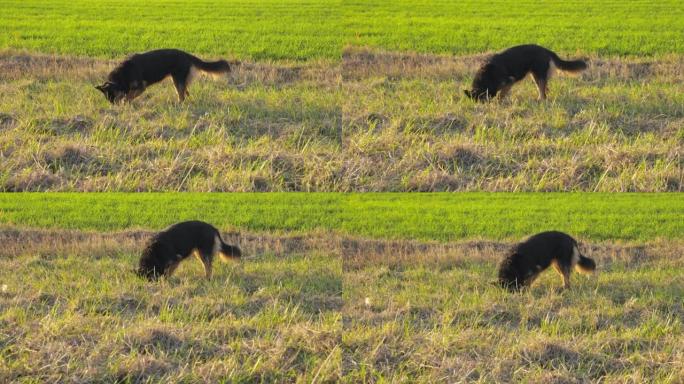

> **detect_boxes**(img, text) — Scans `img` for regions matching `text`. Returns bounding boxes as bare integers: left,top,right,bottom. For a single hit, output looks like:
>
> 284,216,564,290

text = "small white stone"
364,297,372,307
1,284,7,293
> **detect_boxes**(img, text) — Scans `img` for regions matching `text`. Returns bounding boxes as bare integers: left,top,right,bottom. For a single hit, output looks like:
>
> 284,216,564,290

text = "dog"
96,49,231,103
137,220,241,281
497,231,596,291
464,44,587,101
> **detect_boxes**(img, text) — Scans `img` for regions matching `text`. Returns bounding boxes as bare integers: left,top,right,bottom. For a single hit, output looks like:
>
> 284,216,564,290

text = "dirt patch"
0,227,342,260
343,47,484,81
343,236,683,270
0,113,17,130
344,46,684,84
4,169,61,191
35,116,93,135
0,51,108,81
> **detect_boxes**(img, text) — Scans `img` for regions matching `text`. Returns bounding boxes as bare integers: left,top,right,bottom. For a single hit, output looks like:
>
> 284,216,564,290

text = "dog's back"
488,45,586,80
466,44,587,101
137,221,240,280
498,231,595,290
151,220,220,255
98,49,231,103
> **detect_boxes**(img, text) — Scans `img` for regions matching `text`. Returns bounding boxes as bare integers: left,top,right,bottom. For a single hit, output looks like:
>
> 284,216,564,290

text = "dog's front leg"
498,84,513,100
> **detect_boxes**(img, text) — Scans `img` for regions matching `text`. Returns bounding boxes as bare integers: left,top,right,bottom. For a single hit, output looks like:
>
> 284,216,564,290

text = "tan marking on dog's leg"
203,258,213,280
525,271,541,287
212,234,222,257
194,246,214,280
165,260,181,277
548,59,556,79
561,270,571,289
212,234,230,262
551,260,570,289
533,76,547,100
498,84,513,100
193,248,204,271
174,83,187,102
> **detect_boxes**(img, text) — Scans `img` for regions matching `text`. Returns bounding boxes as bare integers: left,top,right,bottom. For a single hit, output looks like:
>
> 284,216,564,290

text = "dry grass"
2,48,682,191
2,228,682,382
343,236,684,383
0,228,342,382
0,50,342,191
342,47,683,192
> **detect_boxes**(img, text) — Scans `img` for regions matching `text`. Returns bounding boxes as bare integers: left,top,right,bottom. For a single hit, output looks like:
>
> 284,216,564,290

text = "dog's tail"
550,51,587,73
216,231,242,262
191,56,231,75
576,254,596,274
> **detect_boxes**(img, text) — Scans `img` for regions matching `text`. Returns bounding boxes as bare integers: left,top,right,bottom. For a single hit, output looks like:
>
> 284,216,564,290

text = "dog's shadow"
158,256,342,316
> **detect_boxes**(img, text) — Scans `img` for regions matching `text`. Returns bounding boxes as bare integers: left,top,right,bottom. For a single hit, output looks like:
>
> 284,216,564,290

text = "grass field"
0,0,343,61
1,193,682,241
1,49,681,192
1,2,682,192
343,48,684,192
344,238,684,382
3,0,684,381
0,229,342,382
342,0,684,57
2,1,684,60
1,194,682,382
0,51,342,192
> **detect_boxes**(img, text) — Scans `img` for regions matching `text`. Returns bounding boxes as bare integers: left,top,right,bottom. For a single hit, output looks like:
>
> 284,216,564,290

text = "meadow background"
2,0,683,382
2,0,684,60
1,0,682,191
1,193,683,381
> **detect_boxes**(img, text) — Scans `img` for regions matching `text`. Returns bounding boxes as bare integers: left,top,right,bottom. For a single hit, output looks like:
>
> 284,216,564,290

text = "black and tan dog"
464,44,587,101
137,220,241,281
96,49,231,103
497,231,595,291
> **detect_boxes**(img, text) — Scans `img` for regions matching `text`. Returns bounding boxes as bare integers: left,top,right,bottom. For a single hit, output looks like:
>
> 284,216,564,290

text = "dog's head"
95,82,126,104
136,263,162,281
464,64,515,102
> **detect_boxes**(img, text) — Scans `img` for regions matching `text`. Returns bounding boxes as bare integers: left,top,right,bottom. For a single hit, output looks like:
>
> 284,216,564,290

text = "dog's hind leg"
532,75,547,100
201,256,213,280
193,249,214,280
532,62,551,100
171,69,192,102
552,261,571,289
172,78,188,102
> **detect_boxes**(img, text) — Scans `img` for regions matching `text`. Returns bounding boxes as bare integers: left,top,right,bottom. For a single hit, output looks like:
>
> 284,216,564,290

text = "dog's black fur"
464,44,587,102
137,220,241,281
96,49,231,103
498,231,596,291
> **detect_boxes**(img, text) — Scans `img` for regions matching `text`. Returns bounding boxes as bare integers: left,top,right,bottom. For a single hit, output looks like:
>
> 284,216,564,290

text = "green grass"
342,0,684,57
0,0,343,61
0,193,682,242
2,0,684,60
